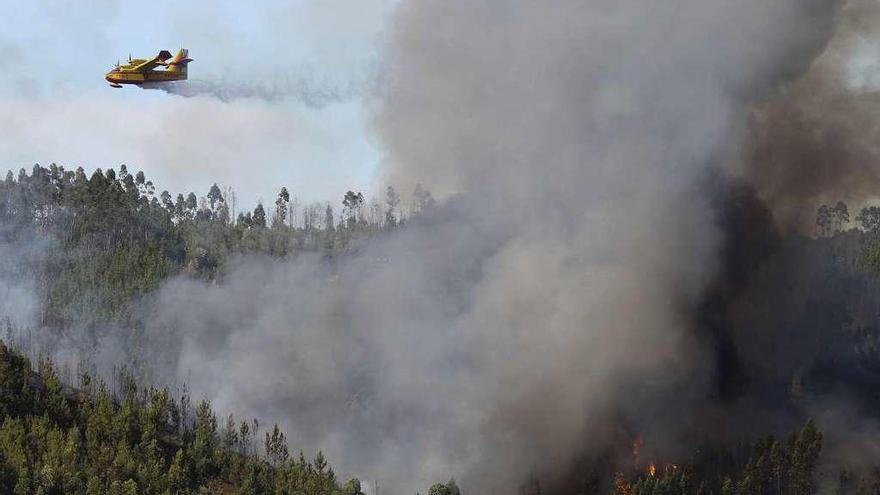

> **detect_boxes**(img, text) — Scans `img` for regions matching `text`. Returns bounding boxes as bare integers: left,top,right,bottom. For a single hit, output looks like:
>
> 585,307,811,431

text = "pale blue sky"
0,0,397,207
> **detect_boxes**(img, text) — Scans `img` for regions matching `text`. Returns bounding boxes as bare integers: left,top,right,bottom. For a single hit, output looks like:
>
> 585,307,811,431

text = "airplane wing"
131,50,173,72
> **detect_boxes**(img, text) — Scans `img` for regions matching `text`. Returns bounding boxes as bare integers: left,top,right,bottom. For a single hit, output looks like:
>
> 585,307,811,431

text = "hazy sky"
0,0,397,208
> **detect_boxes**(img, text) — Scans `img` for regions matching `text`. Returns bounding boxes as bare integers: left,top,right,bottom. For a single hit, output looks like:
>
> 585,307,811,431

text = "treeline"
0,163,433,330
613,422,824,495
0,339,364,494
816,201,880,239
816,201,880,273
418,421,833,495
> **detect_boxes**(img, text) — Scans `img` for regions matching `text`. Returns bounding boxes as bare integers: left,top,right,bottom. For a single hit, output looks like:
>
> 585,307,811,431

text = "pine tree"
274,188,290,228
385,186,400,227
253,203,267,228
207,183,224,211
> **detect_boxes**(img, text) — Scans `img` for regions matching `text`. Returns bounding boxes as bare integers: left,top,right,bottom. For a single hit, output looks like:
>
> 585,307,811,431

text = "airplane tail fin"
167,49,193,76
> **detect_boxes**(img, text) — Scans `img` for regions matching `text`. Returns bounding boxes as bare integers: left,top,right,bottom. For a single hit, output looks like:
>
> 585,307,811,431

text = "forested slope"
0,164,431,332
0,340,364,494
6,164,880,494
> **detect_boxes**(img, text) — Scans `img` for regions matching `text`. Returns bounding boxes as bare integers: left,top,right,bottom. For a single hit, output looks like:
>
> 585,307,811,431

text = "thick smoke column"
136,1,842,493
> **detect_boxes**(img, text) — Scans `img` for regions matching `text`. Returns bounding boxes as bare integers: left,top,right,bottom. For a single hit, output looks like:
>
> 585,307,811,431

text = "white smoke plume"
0,242,42,330
127,0,842,493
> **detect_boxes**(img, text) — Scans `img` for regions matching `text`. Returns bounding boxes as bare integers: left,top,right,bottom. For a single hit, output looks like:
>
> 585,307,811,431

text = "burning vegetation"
5,0,880,493
612,422,823,495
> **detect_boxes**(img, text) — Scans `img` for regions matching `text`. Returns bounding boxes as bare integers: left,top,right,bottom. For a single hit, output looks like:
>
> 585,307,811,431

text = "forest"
0,163,435,331
3,164,880,494
0,338,366,494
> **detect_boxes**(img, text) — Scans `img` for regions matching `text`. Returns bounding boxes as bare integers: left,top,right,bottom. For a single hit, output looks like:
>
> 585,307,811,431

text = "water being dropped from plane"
139,74,368,108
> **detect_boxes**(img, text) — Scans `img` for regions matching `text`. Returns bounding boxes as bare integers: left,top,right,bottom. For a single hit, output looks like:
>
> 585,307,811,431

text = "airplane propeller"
128,53,131,62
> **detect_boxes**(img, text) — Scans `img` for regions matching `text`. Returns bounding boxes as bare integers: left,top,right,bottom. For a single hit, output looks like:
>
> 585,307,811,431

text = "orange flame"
633,435,679,479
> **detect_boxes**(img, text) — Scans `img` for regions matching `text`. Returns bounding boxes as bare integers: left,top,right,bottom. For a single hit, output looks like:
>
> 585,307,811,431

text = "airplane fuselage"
104,68,186,86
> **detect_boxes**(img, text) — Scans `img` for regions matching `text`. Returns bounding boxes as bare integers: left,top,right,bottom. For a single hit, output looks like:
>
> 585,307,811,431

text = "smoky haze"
125,0,844,493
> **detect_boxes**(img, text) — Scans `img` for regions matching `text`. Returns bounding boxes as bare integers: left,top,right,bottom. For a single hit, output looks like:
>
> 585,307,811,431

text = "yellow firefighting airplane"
105,49,192,88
